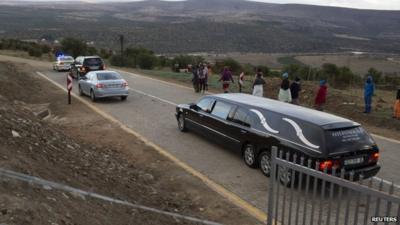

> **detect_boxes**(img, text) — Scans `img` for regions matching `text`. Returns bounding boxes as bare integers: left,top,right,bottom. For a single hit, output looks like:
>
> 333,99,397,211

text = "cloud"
249,0,400,10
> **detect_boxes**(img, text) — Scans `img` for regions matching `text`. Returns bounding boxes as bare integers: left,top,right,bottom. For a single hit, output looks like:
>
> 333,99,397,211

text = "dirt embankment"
0,61,261,225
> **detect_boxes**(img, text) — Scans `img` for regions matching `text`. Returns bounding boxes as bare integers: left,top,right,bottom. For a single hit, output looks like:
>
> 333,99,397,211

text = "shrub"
109,55,124,67
137,53,158,70
28,47,42,57
61,37,87,58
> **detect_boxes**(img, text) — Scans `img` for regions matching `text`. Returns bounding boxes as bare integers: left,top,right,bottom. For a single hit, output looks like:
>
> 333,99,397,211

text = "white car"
53,56,74,72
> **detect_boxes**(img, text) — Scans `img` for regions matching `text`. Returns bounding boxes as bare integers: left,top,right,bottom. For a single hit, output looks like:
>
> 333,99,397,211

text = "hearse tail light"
319,160,340,171
102,64,106,70
122,81,128,88
319,160,333,171
96,83,105,89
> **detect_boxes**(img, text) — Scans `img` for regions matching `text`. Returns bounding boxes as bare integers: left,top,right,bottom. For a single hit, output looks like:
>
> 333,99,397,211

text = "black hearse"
175,93,380,181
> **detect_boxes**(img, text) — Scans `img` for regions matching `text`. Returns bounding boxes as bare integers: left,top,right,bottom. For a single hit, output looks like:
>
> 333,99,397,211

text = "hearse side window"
196,98,214,112
232,108,251,127
211,101,233,119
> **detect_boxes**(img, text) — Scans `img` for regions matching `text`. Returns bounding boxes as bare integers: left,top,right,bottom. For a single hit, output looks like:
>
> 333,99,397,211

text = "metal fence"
267,146,400,225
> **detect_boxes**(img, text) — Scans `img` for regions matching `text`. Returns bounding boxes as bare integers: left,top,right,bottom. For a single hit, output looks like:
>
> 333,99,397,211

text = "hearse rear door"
206,100,240,149
225,107,254,151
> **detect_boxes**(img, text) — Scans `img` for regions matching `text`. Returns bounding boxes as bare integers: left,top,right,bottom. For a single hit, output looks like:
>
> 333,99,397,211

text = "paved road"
1,55,400,213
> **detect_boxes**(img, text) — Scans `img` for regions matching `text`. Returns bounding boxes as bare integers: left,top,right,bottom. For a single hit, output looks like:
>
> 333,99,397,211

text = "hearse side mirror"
189,103,199,111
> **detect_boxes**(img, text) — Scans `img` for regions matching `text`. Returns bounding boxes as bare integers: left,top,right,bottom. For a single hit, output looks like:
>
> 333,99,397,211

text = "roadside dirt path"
0,61,261,225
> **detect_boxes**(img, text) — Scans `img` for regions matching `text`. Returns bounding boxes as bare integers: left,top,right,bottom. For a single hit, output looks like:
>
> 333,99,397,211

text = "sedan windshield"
97,72,121,80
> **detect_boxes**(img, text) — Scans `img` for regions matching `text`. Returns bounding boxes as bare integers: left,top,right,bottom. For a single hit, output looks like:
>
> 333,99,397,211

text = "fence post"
267,146,278,225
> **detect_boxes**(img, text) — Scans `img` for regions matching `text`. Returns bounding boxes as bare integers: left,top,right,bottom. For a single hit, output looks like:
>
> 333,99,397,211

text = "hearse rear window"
211,101,233,119
325,126,374,154
232,108,252,127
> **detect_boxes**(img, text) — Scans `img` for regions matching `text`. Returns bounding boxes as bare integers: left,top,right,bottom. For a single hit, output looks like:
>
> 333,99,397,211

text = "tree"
137,53,158,70
61,37,88,58
171,55,204,70
87,46,98,55
256,65,270,76
28,47,42,57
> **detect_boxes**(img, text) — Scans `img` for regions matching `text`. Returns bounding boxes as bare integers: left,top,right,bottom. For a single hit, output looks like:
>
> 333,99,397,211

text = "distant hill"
0,0,399,54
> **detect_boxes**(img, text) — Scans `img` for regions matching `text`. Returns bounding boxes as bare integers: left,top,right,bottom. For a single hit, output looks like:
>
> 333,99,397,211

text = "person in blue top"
364,75,375,114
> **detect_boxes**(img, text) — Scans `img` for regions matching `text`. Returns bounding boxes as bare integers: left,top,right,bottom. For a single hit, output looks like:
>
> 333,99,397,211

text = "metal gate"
267,146,400,225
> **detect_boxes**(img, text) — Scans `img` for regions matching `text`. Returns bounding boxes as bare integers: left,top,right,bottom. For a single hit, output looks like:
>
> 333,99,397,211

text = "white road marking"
372,177,400,190
371,133,400,145
113,68,213,95
129,88,177,106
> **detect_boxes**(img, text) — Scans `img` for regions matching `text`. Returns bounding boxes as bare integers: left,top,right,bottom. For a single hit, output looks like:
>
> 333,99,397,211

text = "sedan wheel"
259,151,272,177
90,90,96,102
243,144,257,168
177,114,187,132
79,85,84,96
121,96,127,101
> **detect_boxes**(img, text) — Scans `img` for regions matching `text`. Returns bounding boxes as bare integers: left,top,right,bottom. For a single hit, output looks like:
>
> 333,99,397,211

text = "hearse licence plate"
344,157,364,166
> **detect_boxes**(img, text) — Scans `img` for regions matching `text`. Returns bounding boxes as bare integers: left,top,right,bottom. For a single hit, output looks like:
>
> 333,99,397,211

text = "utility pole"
119,34,124,66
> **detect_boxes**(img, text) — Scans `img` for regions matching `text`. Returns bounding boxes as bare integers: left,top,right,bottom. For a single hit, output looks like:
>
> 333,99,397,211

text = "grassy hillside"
0,0,399,54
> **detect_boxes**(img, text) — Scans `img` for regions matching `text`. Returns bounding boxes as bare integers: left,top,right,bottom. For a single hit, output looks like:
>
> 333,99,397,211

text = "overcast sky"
6,0,400,10
251,0,400,10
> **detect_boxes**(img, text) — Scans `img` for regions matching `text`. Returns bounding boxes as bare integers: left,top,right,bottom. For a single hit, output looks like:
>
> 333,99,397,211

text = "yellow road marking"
35,72,267,223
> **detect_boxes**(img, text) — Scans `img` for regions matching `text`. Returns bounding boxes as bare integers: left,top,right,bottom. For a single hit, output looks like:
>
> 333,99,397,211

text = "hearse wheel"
177,113,187,132
278,166,293,187
243,144,257,168
259,151,272,177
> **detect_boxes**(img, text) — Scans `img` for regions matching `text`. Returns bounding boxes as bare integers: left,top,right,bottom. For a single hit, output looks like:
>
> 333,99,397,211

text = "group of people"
252,70,303,106
191,64,210,93
191,65,400,119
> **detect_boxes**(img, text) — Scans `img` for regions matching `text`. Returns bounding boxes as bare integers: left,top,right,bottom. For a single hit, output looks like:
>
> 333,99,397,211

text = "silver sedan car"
78,71,129,102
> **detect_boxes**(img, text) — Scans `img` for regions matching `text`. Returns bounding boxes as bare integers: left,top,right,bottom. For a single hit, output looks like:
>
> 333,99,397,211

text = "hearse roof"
213,93,359,128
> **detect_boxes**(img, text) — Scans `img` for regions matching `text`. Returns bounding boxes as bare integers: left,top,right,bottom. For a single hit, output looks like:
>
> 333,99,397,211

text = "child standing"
239,72,245,93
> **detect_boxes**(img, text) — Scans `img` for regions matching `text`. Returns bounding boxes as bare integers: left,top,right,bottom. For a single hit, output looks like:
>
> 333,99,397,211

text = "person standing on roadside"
393,88,400,119
238,71,245,93
198,64,207,94
363,75,375,114
278,72,292,103
191,65,199,93
315,80,328,111
219,67,234,93
290,77,301,105
252,69,266,97
206,64,212,91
